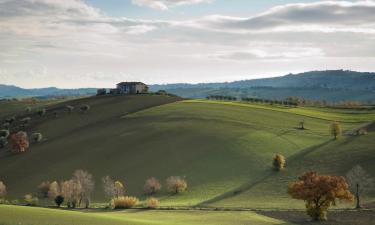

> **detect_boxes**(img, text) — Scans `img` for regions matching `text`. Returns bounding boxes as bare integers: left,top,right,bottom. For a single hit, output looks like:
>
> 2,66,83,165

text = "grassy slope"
0,205,293,225
0,97,374,209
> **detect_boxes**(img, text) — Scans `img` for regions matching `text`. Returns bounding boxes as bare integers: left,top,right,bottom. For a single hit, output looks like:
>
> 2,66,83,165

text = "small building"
116,82,148,95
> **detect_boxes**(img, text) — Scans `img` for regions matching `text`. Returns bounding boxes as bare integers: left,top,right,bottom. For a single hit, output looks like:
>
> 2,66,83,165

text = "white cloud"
0,0,375,88
131,0,213,10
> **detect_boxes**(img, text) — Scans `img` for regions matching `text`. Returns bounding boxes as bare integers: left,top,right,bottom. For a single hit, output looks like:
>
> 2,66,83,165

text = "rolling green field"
0,95,374,225
0,205,293,225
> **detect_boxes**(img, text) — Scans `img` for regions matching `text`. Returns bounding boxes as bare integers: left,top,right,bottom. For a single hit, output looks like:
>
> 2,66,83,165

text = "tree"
288,171,354,221
60,180,82,208
166,176,187,194
346,165,374,209
48,181,60,199
55,195,64,207
31,133,43,143
299,120,305,130
11,131,29,153
144,177,162,195
102,176,124,199
72,170,94,208
272,154,286,171
114,181,125,198
37,181,51,198
37,108,46,117
0,181,6,199
330,122,342,140
102,176,116,200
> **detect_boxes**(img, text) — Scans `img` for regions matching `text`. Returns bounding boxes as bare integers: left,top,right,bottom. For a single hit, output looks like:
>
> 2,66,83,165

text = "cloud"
191,1,375,33
131,0,213,10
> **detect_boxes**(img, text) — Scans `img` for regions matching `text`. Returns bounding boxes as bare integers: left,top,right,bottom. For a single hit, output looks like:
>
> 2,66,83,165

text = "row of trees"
30,171,188,209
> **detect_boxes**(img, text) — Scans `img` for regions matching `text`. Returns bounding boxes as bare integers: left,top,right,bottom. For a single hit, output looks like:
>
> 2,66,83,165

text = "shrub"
166,176,187,194
5,116,16,124
11,131,29,153
0,181,6,199
66,105,74,113
37,181,51,198
37,108,46,117
330,122,342,139
24,194,39,206
80,105,90,113
146,198,159,209
0,137,8,148
112,196,139,209
144,177,162,195
272,154,286,171
20,117,31,125
31,133,43,143
288,171,353,221
55,195,64,207
0,129,10,138
2,122,10,129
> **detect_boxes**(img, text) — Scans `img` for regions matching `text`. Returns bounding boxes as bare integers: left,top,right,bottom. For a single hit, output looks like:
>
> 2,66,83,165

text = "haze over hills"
1,70,375,102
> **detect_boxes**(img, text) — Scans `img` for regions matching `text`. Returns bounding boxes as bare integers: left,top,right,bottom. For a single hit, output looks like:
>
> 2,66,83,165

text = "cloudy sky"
1,0,375,88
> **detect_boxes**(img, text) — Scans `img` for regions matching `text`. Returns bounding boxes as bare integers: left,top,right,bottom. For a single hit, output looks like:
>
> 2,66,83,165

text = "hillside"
150,70,375,102
0,95,374,209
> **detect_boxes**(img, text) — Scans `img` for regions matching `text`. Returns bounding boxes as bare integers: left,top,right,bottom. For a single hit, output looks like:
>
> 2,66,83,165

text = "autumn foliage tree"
144,177,162,195
330,122,342,140
272,154,286,171
166,176,187,194
11,131,29,153
288,171,354,221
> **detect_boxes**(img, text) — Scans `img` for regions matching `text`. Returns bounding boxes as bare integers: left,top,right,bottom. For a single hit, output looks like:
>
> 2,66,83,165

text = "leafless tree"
346,165,374,209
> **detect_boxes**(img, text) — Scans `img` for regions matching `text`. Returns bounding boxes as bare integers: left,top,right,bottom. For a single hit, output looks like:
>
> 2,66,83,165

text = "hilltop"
0,95,374,209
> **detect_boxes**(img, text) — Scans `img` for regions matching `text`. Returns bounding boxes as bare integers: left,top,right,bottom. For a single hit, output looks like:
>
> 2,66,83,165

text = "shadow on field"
259,210,375,225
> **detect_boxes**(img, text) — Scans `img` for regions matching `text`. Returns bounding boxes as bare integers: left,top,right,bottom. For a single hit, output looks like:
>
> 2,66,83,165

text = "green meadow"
0,95,374,224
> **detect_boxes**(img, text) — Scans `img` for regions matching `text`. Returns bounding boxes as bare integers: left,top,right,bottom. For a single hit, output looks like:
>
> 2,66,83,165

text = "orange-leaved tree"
288,171,353,221
11,131,29,153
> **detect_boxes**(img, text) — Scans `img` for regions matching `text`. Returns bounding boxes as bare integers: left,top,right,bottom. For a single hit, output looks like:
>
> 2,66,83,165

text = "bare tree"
72,170,94,208
102,176,124,199
166,176,187,194
37,181,51,198
346,165,374,209
0,181,6,199
102,176,115,200
144,177,162,195
60,180,82,208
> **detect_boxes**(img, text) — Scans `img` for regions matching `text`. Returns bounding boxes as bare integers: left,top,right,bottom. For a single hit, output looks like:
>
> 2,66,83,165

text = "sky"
0,0,375,88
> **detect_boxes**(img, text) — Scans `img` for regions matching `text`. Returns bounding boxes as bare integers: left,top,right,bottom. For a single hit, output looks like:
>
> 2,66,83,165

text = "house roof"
117,82,146,86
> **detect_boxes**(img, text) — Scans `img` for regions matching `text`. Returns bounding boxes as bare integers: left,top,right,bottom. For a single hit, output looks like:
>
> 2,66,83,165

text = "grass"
0,205,293,225
0,96,374,210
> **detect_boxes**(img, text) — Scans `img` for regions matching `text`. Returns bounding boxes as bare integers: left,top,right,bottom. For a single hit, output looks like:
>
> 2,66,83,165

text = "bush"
146,198,159,209
2,122,10,129
0,181,6,199
80,105,90,113
272,154,286,171
31,133,43,143
37,181,50,198
55,195,64,207
0,129,10,138
37,108,46,117
20,117,31,125
166,176,187,194
0,136,8,148
66,105,74,113
5,116,16,124
24,194,39,206
111,196,139,209
144,177,162,195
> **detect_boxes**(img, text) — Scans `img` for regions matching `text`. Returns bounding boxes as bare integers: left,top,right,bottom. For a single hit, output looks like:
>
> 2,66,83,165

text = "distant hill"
150,70,375,103
2,70,375,102
0,84,97,99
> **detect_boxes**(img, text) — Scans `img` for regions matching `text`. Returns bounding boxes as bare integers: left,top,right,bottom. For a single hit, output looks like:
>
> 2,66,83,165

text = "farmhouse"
109,82,148,95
